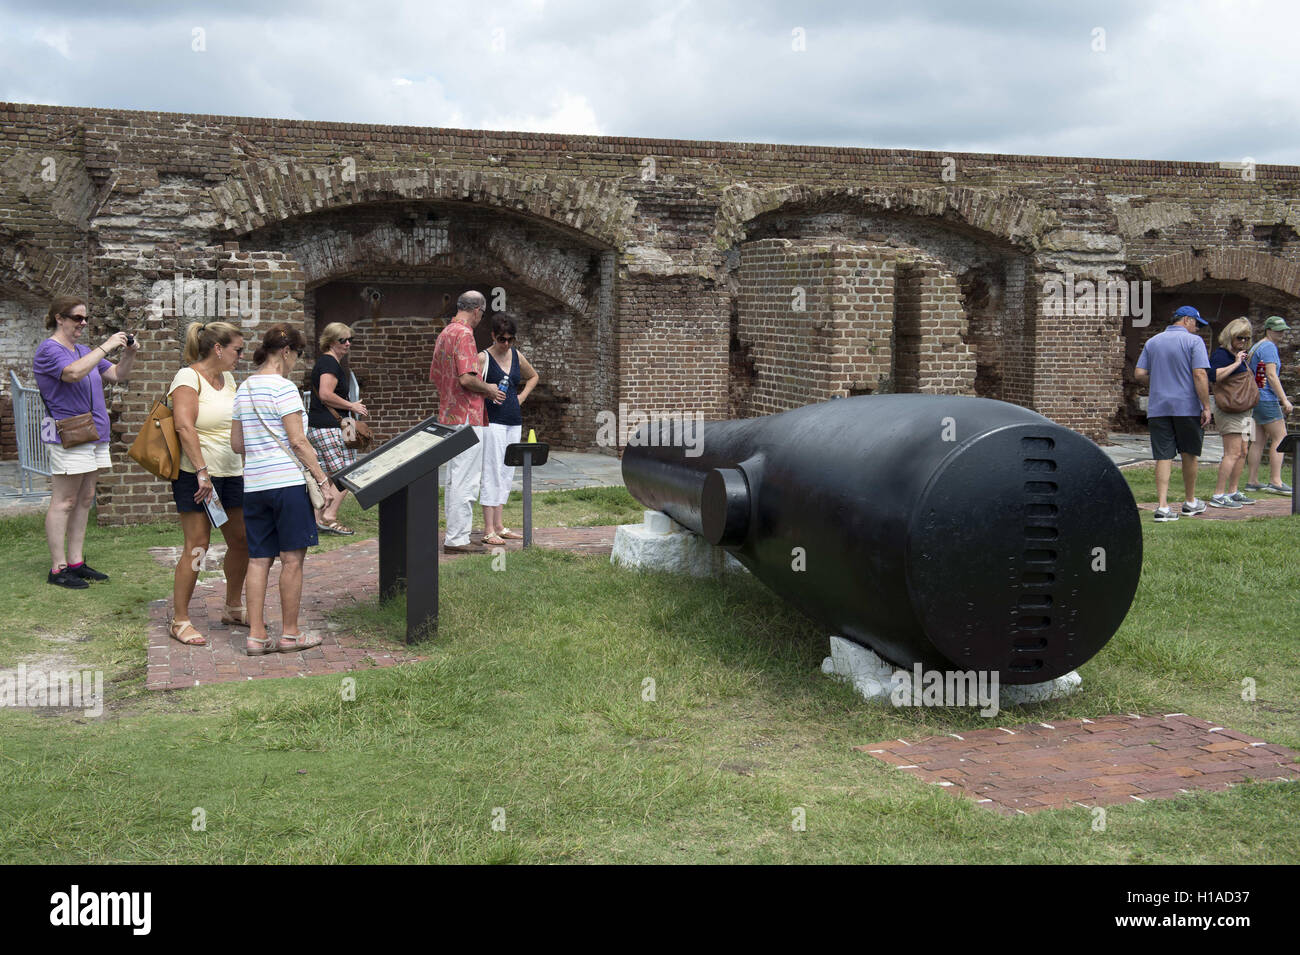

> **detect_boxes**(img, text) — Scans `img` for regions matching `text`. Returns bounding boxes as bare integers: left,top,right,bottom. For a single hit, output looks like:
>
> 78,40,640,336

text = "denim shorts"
1253,399,1283,424
172,469,244,514
242,485,319,558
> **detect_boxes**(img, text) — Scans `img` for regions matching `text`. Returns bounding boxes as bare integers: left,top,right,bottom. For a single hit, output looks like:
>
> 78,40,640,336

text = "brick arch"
714,184,1057,252
208,160,634,251
1139,249,1300,299
259,212,599,317
0,238,83,302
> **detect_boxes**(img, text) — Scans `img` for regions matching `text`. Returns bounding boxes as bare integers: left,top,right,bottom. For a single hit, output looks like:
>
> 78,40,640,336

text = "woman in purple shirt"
32,295,137,589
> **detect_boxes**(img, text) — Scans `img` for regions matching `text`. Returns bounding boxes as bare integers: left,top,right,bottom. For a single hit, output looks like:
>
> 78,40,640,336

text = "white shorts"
49,441,112,476
479,423,522,507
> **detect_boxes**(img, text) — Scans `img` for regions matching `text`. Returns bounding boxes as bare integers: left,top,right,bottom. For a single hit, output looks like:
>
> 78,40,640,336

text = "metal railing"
8,370,51,492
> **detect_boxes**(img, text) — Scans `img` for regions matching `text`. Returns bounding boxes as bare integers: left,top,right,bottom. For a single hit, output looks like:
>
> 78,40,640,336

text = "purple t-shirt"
1136,325,1210,418
33,338,112,444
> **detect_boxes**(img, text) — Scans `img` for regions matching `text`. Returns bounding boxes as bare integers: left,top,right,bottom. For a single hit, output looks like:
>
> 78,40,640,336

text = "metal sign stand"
504,441,550,548
331,416,479,643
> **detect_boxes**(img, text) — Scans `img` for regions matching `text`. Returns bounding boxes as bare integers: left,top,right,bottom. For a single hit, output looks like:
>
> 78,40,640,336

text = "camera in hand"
125,333,135,347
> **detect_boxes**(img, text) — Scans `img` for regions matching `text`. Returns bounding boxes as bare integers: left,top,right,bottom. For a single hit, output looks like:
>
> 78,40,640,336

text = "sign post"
504,440,550,548
331,415,479,642
1276,433,1299,516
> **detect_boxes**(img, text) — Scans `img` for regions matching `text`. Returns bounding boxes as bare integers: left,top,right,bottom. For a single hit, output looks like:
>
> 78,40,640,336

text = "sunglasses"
339,337,353,344
226,346,245,355
1233,335,1250,341
496,335,515,343
63,314,89,324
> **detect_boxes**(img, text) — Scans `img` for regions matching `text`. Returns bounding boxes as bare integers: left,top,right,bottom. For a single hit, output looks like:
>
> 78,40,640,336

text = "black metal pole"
522,452,532,548
404,469,439,643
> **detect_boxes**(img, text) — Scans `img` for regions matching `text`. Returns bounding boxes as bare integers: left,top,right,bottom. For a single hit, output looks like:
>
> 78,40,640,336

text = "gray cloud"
0,0,1295,162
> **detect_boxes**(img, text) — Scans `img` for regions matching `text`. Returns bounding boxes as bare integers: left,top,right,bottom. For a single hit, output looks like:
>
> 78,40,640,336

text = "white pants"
444,426,484,546
479,423,521,507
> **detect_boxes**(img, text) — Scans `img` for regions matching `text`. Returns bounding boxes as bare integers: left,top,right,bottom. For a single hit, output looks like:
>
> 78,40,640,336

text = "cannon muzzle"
622,396,1142,684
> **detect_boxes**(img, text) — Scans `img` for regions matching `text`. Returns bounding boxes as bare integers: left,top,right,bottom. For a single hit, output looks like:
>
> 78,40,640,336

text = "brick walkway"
147,527,616,690
858,714,1300,815
1137,498,1293,520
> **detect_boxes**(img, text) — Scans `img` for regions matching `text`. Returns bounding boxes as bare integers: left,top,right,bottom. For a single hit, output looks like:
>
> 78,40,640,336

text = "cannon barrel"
622,396,1142,684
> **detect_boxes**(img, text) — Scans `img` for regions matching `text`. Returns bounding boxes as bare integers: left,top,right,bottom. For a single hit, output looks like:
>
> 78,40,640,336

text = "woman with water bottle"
477,314,539,546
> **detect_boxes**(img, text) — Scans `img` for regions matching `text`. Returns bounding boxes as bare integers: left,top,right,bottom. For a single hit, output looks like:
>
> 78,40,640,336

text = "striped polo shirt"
232,374,307,492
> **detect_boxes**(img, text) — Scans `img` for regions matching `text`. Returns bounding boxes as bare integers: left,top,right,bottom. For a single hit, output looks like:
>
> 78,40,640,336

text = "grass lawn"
0,481,1296,864
1122,458,1295,504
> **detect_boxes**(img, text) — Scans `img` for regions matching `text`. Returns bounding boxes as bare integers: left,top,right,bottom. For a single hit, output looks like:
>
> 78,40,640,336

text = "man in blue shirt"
1245,315,1294,494
1134,305,1212,522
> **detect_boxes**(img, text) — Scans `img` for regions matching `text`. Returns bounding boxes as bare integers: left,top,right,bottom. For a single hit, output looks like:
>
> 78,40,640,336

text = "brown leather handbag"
55,412,99,448
1213,344,1262,413
329,405,374,451
127,399,181,481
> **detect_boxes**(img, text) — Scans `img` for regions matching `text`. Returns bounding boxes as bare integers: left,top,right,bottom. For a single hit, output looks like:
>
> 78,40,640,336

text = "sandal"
317,520,355,536
499,529,524,540
222,604,250,627
246,635,277,656
482,533,507,546
277,630,324,653
169,619,207,647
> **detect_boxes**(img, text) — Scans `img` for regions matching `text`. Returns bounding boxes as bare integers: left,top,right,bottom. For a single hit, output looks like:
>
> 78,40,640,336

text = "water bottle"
498,375,509,396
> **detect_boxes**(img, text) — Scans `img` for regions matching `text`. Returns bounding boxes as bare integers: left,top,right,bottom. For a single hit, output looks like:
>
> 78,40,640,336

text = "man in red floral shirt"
431,290,505,553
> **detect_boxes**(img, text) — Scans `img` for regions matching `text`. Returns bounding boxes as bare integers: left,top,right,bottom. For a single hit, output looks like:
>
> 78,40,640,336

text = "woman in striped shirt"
231,324,339,656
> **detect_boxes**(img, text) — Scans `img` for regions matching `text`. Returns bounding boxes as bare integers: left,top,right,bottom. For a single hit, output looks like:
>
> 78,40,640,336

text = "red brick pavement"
1137,498,1293,520
857,714,1300,815
147,527,617,691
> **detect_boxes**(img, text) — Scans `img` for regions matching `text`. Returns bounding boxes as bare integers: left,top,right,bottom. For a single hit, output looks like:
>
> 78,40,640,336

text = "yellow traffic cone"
527,429,537,443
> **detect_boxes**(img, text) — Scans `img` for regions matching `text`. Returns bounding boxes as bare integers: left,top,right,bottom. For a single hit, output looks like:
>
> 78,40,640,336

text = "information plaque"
331,415,479,642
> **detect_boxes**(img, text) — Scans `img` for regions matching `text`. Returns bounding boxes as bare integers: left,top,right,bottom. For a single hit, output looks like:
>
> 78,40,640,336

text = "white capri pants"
479,423,521,508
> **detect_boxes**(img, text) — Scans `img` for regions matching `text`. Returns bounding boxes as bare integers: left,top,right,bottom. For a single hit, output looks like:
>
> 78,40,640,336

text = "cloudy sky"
1,0,1297,163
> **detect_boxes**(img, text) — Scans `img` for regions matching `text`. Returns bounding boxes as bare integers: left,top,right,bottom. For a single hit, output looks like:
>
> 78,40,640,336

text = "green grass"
1122,458,1294,504
0,479,1296,864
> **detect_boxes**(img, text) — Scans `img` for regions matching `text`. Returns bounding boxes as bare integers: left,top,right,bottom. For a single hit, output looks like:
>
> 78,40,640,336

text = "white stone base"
820,636,1081,708
611,510,748,578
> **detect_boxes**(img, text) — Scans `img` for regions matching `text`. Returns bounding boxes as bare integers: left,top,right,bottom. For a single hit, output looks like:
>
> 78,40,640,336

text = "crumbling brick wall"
2,102,1299,520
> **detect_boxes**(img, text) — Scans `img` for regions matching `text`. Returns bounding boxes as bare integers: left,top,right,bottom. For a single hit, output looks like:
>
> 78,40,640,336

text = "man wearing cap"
1245,315,1294,495
1134,305,1213,522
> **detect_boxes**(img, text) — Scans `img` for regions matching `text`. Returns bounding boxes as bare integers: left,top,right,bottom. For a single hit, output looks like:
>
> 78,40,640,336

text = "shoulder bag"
1213,343,1262,413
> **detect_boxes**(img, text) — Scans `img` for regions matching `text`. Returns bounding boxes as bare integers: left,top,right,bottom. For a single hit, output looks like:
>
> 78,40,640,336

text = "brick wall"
3,101,1299,520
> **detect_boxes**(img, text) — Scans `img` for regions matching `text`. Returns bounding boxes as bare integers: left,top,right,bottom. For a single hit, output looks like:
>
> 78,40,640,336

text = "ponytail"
183,321,242,363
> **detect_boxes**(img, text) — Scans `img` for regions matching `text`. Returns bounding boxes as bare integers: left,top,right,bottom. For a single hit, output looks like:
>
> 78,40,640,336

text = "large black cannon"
622,396,1142,684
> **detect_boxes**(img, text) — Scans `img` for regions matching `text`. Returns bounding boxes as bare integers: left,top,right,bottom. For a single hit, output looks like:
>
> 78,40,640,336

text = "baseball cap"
1264,315,1291,331
1173,306,1209,326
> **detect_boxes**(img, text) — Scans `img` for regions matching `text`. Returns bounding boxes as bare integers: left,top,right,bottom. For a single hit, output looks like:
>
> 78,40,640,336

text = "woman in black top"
307,322,368,534
478,315,539,545
1207,317,1258,508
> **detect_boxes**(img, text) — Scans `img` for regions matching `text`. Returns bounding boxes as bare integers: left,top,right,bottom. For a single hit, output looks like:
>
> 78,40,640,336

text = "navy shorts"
173,470,244,514
1149,415,1203,460
242,485,319,558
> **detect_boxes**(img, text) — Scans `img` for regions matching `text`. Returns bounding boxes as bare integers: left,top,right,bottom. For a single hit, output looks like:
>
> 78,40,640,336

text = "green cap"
1264,315,1290,331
